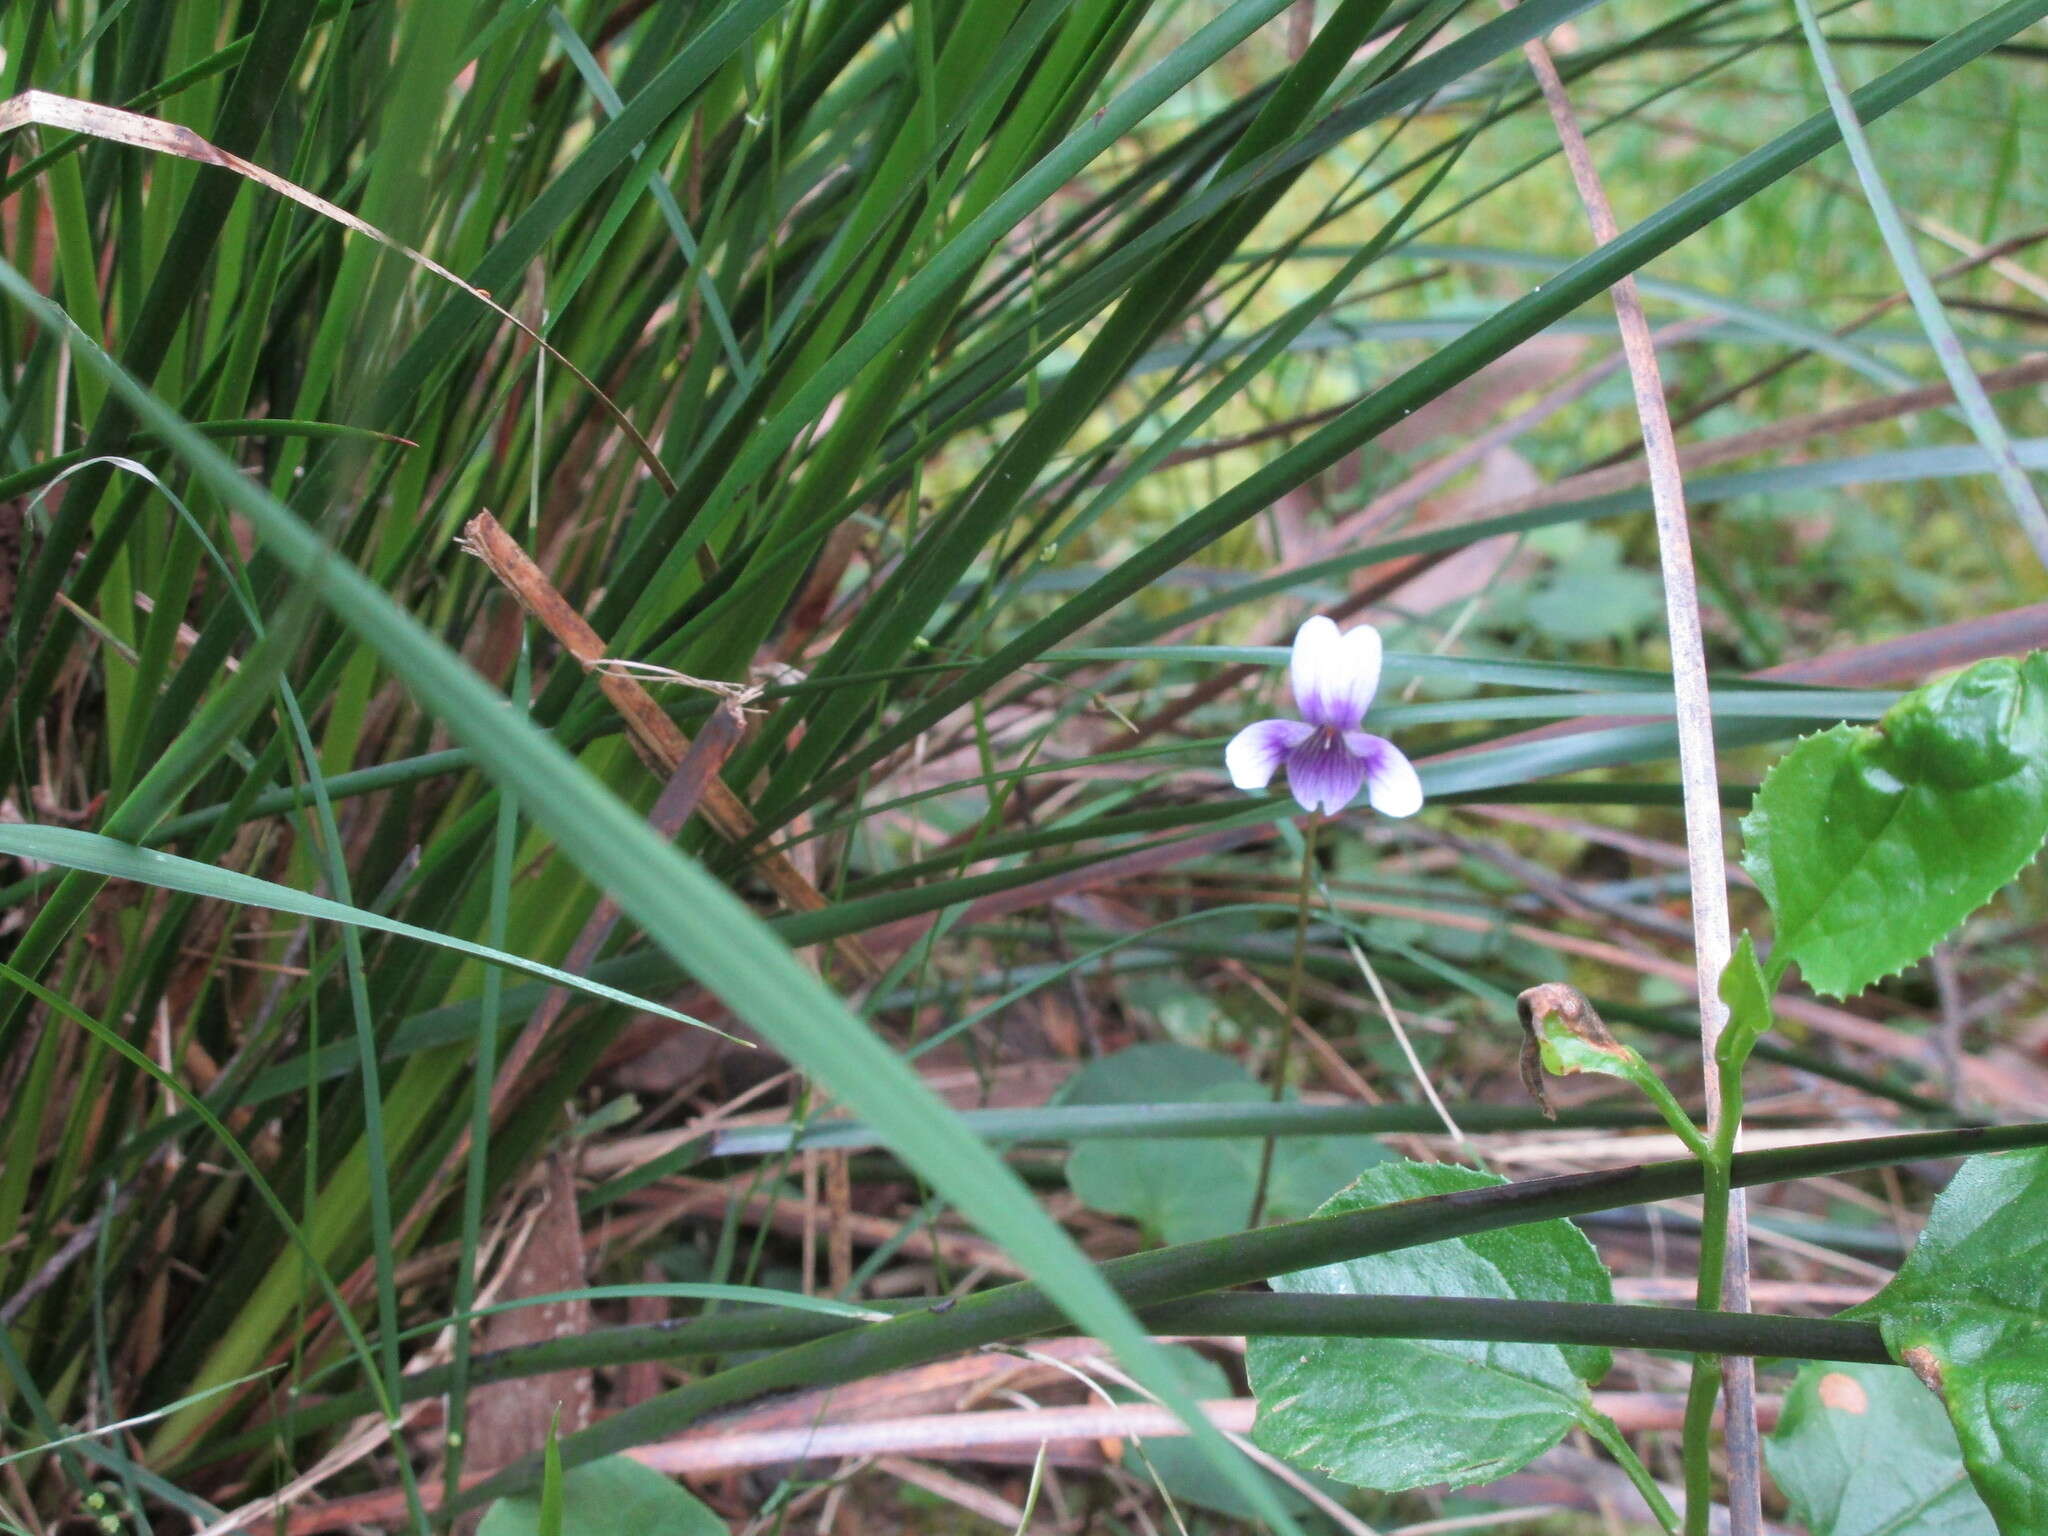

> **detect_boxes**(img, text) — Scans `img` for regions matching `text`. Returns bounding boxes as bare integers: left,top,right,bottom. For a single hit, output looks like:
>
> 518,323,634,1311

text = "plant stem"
1683,1020,1754,1534
1583,1409,1683,1536
1512,15,1758,1528
1249,812,1320,1226
1683,1158,1733,1536
1628,1066,1714,1163
226,1291,1890,1458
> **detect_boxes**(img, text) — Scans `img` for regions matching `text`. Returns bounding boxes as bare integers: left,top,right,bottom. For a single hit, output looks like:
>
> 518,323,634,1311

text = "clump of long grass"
0,1,2043,1531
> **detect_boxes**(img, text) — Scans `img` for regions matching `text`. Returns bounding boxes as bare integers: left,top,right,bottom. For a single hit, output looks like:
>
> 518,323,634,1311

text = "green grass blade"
0,252,1314,1536
0,825,723,1033
1788,0,2048,562
796,1,2048,809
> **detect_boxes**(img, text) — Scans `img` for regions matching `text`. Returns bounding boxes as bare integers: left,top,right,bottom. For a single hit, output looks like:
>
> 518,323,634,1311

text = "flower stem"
1249,813,1320,1227
1683,1159,1732,1536
1583,1408,1682,1536
1683,1056,1746,1536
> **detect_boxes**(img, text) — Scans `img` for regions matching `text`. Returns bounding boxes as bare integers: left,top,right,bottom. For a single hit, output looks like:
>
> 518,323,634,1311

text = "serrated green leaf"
1246,1159,1611,1493
1057,1044,1388,1243
477,1455,723,1536
1849,1147,2048,1533
1766,1361,1994,1536
1741,653,2048,998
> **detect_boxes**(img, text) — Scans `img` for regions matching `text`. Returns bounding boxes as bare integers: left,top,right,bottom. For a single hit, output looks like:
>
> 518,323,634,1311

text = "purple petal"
1289,616,1383,731
1284,728,1368,814
1225,718,1314,791
1346,732,1424,818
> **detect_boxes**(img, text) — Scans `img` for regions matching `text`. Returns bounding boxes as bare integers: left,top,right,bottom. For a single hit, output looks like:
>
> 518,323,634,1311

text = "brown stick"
825,1146,855,1296
460,511,878,979
1512,18,1759,1527
279,1392,1786,1532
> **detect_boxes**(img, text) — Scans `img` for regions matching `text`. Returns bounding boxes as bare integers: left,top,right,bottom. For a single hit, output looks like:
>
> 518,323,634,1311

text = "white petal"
1346,732,1423,818
1226,718,1313,790
1290,616,1382,730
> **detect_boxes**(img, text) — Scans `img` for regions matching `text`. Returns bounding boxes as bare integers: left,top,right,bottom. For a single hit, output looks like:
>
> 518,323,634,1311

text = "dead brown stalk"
458,511,877,980
1512,22,1760,1529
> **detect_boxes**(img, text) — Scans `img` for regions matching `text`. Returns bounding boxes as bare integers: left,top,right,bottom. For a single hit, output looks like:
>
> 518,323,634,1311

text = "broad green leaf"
1766,1361,1994,1536
1246,1160,1611,1492
0,824,721,1034
1742,653,2048,998
1849,1147,2048,1532
476,1455,723,1536
1056,1044,1387,1243
1517,531,1667,645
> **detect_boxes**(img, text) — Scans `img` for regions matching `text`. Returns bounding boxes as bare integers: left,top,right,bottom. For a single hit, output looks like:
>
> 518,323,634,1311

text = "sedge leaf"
540,1413,563,1536
0,824,721,1034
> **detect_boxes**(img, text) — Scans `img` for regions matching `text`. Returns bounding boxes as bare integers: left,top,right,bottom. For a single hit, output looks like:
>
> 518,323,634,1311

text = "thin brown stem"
459,511,877,977
1510,13,1757,1532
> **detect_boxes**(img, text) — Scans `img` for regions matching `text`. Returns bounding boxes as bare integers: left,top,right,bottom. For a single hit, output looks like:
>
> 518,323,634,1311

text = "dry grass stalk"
1511,16,1759,1528
0,91,669,491
277,1391,1793,1532
459,511,878,979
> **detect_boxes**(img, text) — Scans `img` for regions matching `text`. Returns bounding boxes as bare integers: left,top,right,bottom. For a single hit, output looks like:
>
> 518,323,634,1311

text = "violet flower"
1225,616,1423,817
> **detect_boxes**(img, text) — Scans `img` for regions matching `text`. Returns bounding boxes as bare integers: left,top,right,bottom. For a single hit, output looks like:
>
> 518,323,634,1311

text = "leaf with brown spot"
1849,1147,2048,1531
1767,1361,1993,1535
